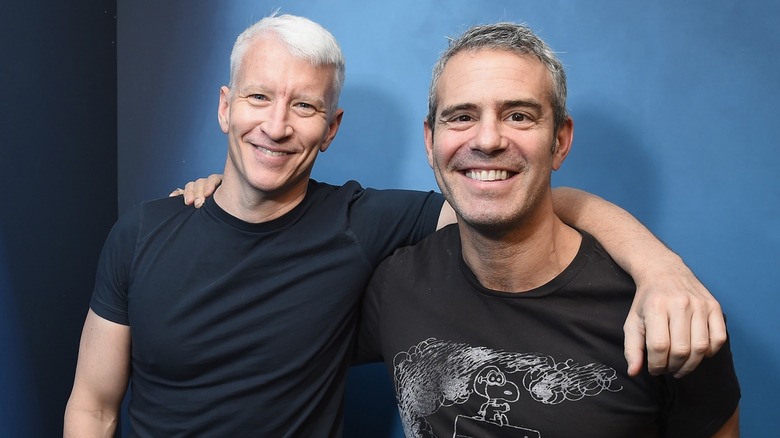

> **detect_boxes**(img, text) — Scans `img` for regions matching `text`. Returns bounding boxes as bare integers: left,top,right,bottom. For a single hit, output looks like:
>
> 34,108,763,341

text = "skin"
424,46,738,436
66,19,732,438
64,310,130,437
215,34,344,223
64,32,345,437
175,156,728,377
425,49,580,292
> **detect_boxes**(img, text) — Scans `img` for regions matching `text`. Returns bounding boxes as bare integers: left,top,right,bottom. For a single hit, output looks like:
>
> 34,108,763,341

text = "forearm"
552,187,682,281
553,187,725,377
63,404,119,438
65,310,130,438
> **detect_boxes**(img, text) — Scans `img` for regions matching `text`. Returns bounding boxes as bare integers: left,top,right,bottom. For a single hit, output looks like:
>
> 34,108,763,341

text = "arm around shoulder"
551,187,726,378
64,309,131,438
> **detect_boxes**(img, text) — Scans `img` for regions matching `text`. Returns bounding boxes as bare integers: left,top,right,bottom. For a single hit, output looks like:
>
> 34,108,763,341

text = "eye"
438,113,476,131
247,94,270,104
505,111,536,128
443,114,474,124
508,112,527,122
292,101,317,117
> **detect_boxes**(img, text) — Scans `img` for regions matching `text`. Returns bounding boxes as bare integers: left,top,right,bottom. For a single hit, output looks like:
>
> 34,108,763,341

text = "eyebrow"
438,103,478,120
438,99,544,120
502,99,543,113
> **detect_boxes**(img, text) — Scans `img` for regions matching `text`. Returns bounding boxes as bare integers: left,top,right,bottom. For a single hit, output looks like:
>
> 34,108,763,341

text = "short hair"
228,13,346,116
427,22,568,133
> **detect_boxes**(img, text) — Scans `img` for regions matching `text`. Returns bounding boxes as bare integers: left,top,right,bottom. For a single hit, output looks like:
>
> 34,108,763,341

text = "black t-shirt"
91,179,444,437
358,225,740,438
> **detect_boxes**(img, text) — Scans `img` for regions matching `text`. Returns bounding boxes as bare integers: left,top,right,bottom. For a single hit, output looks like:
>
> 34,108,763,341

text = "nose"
261,102,293,141
472,117,506,154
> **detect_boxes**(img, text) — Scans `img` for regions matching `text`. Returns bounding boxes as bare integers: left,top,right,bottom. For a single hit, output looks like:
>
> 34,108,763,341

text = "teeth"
465,170,508,181
258,147,288,157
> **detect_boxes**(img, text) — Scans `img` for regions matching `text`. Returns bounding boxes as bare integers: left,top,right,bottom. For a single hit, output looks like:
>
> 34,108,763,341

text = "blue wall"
110,0,777,436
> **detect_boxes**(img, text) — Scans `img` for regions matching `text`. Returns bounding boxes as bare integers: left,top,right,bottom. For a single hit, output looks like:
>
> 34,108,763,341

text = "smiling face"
218,34,343,206
425,48,573,234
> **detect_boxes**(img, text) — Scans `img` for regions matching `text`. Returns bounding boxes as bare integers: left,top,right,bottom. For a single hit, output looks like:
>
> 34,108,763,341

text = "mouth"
464,169,511,181
254,144,290,157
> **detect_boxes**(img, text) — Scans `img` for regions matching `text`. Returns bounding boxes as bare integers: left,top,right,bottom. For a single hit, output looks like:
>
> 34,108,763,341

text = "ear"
552,117,574,171
424,119,435,169
217,86,231,134
319,108,344,153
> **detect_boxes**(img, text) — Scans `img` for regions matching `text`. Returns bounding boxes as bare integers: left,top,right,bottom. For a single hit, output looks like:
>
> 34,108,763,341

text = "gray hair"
229,13,346,115
427,22,568,133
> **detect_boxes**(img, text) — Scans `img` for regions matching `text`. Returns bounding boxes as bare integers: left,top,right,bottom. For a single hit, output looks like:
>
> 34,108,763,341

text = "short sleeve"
89,204,142,325
349,187,444,267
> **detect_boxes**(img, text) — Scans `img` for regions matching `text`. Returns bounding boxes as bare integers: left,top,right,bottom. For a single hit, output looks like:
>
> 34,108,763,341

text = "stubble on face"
427,49,561,236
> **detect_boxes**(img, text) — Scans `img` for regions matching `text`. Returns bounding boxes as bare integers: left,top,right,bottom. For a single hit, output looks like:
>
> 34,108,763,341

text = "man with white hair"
65,14,727,437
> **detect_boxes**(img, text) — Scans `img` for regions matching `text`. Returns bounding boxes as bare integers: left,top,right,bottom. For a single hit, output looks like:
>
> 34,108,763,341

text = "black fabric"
358,225,740,438
90,179,444,437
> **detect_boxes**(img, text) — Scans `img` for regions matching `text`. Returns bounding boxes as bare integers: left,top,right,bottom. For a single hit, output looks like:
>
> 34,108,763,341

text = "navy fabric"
90,179,444,437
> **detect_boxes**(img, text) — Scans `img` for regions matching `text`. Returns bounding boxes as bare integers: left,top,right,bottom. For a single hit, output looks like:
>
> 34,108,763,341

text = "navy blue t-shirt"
90,179,444,437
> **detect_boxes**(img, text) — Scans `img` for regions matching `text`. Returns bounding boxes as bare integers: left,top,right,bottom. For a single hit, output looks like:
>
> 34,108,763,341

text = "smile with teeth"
465,169,509,181
256,145,289,157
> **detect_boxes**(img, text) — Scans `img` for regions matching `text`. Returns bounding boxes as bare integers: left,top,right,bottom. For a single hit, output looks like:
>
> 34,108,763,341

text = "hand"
168,174,223,208
624,263,727,378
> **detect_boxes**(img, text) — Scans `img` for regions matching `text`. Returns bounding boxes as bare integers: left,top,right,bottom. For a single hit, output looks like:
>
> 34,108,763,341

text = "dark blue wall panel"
0,0,117,436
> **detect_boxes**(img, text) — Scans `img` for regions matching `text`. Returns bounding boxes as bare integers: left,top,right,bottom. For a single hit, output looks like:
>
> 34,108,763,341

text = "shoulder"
378,224,460,273
135,196,193,219
577,230,633,284
309,179,442,207
109,196,193,242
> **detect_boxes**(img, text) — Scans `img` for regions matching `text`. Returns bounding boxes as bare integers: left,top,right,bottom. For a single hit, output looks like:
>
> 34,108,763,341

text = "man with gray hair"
66,13,729,437
357,22,740,437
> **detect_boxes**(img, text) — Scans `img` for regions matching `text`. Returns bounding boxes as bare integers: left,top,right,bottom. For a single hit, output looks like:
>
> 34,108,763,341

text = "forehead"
236,36,336,99
437,49,553,109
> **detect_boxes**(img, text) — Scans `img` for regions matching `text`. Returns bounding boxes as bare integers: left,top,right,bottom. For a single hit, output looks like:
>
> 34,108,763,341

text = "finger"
623,314,646,377
643,310,671,376
706,306,727,357
203,174,222,197
169,188,184,197
665,298,693,376
672,305,708,378
192,179,206,202
183,181,196,206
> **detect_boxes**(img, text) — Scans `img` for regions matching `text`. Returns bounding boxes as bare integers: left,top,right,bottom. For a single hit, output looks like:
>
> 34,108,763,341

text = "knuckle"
646,339,670,353
669,344,691,359
692,339,710,354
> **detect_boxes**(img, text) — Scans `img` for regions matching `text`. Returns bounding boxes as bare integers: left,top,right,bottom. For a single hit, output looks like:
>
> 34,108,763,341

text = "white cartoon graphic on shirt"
473,365,518,426
392,338,621,438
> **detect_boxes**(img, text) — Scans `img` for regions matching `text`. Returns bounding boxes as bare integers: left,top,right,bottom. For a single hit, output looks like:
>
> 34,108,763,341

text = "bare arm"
64,309,131,438
552,187,726,378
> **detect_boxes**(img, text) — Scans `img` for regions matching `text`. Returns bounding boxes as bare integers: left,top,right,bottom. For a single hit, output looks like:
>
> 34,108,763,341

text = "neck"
459,205,581,293
214,174,308,224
